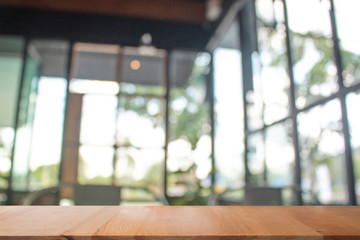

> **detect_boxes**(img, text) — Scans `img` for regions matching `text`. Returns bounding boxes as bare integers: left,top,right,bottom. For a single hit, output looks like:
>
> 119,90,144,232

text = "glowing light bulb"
130,60,141,70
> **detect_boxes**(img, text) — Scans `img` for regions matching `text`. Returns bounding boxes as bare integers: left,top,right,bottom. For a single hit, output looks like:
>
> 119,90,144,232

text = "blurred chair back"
244,187,283,205
73,185,121,205
21,184,168,205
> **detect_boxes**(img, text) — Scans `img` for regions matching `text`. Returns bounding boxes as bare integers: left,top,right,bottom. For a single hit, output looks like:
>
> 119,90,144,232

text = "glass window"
115,147,164,192
247,132,265,184
265,119,298,205
12,40,69,191
346,92,360,203
0,36,24,128
255,0,290,124
0,128,14,191
28,77,67,190
0,35,24,197
265,121,294,188
247,121,295,203
287,0,338,109
78,146,114,185
80,94,117,146
70,42,167,196
117,96,165,148
212,19,244,194
167,51,212,204
12,46,40,191
334,0,360,87
298,100,347,204
214,47,244,191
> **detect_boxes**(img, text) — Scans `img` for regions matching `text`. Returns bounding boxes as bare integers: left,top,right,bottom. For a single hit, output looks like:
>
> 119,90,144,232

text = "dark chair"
210,186,284,206
244,186,283,205
21,183,168,206
73,184,121,205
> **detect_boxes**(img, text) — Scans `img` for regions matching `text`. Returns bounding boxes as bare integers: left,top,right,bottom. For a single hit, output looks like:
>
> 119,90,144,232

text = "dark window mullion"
240,0,257,185
329,0,357,205
282,0,302,205
164,52,170,201
209,52,216,195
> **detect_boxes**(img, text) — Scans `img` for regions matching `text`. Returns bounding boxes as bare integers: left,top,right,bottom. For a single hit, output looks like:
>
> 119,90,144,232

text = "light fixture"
138,32,157,56
130,59,141,70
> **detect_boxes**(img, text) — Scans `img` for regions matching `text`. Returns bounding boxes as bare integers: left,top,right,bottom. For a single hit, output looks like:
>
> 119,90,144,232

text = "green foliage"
120,83,165,96
170,99,210,149
291,35,306,63
30,164,59,188
290,31,360,104
341,50,360,85
169,163,210,205
0,177,8,189
78,175,113,186
167,54,212,204
169,58,210,149
354,154,360,183
137,162,162,192
121,96,163,126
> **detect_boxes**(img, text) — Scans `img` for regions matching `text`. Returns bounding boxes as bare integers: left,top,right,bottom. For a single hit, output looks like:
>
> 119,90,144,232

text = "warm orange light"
130,60,141,70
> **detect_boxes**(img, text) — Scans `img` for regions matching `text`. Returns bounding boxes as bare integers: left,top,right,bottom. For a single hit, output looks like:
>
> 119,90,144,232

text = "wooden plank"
1,206,360,239
85,206,323,240
287,206,360,240
0,0,206,24
0,206,102,240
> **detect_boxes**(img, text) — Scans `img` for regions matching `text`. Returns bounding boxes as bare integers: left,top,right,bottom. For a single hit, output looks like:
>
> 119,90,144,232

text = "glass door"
63,43,167,197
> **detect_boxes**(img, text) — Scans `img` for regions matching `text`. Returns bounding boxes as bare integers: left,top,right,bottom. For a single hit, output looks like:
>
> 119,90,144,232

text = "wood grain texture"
0,206,359,240
0,0,206,24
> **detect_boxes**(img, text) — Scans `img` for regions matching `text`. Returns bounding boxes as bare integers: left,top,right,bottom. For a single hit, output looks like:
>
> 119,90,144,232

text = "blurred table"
0,206,359,239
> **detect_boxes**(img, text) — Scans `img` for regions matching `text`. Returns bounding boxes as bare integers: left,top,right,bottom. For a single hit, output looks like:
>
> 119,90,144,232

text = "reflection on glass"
214,48,244,191
0,36,24,129
80,94,117,146
255,0,290,124
167,51,211,204
28,77,67,190
117,96,165,148
12,52,39,191
265,121,294,188
346,92,360,202
0,35,24,194
298,100,347,204
78,146,114,185
287,0,338,108
334,0,360,87
115,147,163,192
13,40,70,191
248,132,265,184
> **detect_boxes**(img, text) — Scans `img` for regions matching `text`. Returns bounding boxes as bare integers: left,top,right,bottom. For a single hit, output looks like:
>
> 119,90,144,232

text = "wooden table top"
0,206,359,240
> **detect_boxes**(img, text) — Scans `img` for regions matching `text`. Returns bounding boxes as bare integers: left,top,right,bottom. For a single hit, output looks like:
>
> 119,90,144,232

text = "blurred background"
0,0,359,206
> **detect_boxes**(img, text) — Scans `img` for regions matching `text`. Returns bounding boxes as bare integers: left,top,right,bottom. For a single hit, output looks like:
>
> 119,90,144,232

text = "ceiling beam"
0,6,211,50
0,0,206,24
